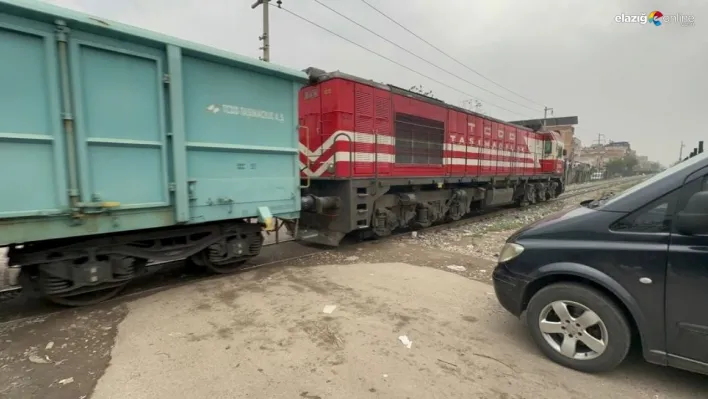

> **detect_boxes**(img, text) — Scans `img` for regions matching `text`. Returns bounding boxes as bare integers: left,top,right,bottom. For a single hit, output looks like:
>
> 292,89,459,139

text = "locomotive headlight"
498,242,524,263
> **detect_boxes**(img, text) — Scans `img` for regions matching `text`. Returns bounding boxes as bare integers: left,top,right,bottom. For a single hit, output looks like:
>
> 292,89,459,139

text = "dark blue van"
493,152,708,375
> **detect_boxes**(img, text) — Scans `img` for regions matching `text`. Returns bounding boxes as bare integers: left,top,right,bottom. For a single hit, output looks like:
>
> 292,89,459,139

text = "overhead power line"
311,0,541,113
358,0,547,109
273,4,533,118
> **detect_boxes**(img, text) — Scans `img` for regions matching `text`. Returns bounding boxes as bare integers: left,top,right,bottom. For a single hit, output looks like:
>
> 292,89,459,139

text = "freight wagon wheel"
40,257,146,307
44,283,128,307
193,238,251,274
198,251,247,274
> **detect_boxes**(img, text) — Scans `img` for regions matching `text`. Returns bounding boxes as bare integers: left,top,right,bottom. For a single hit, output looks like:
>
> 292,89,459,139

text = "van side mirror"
676,191,708,235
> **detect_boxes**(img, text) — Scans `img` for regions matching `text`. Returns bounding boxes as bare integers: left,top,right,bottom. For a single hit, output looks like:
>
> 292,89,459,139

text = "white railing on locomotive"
330,132,354,177
300,124,312,189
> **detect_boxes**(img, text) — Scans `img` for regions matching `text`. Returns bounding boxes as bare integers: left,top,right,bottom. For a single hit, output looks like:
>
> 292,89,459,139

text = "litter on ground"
398,335,413,349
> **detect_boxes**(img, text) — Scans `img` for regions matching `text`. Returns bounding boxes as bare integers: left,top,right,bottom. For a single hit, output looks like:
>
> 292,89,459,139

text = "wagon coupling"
301,195,341,213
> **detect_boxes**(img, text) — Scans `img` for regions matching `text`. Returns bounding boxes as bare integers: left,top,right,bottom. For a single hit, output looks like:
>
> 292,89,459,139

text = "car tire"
526,282,631,373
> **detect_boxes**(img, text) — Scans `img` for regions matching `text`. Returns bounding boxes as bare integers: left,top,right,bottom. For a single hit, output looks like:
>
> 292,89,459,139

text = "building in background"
576,144,607,169
603,141,632,159
572,137,582,157
576,140,634,170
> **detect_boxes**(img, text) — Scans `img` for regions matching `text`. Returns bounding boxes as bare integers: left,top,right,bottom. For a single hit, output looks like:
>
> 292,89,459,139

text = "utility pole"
678,141,685,161
592,133,606,177
543,106,553,127
252,0,282,62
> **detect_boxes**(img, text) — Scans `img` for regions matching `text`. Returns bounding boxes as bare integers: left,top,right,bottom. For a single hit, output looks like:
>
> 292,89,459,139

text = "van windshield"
600,152,708,207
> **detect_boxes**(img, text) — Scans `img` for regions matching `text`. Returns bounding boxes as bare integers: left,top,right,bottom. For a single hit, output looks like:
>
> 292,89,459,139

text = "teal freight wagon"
0,0,307,305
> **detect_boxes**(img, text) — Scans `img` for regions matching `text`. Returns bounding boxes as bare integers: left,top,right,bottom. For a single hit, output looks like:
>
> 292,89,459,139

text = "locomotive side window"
544,140,552,155
394,113,444,165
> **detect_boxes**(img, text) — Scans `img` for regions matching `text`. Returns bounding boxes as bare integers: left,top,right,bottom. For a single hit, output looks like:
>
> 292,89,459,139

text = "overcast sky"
45,0,706,166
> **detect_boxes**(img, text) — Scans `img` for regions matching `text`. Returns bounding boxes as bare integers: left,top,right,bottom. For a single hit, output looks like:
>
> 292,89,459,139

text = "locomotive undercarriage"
7,221,264,306
296,177,563,247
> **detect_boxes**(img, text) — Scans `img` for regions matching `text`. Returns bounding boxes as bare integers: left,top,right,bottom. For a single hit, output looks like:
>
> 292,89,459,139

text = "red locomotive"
295,68,566,246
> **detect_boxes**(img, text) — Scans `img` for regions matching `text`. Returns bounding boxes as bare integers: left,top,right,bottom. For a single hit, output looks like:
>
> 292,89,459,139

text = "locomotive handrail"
299,125,311,189
372,130,379,195
447,134,452,178
464,136,468,178
331,132,354,178
445,112,452,178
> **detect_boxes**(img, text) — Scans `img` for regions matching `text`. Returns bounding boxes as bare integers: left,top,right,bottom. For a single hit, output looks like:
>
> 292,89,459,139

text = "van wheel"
526,282,631,373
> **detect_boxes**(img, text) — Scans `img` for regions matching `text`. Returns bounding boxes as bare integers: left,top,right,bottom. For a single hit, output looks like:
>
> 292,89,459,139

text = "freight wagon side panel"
0,0,306,246
181,55,301,222
0,16,69,219
70,30,170,212
0,16,175,227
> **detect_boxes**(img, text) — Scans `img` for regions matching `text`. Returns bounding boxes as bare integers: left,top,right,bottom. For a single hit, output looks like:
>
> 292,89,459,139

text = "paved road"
89,262,708,399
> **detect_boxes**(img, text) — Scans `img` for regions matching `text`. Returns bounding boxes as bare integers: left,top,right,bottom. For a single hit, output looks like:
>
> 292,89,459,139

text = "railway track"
0,176,644,323
383,176,643,239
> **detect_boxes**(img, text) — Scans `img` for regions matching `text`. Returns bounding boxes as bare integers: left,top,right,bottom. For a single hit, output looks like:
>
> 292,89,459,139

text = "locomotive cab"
541,131,565,175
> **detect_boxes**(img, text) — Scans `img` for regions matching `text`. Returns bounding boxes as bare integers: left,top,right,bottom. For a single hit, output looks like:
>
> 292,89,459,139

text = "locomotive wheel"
371,208,397,238
527,186,537,204
535,185,546,203
446,202,464,221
